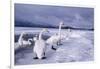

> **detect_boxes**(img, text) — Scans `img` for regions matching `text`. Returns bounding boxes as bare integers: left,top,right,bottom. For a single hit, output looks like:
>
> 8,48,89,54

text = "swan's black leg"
33,53,38,59
57,42,59,46
42,52,46,59
51,45,57,50
44,52,45,56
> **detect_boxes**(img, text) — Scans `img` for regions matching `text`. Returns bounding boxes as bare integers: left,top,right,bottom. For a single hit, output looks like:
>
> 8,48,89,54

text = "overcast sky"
15,3,94,29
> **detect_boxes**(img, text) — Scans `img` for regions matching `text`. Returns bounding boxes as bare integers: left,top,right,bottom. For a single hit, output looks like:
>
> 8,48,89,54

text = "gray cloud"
15,3,94,29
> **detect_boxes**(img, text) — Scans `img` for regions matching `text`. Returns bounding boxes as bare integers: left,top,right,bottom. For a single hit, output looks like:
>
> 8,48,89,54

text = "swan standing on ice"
66,28,71,40
18,32,32,47
46,21,64,50
33,29,49,59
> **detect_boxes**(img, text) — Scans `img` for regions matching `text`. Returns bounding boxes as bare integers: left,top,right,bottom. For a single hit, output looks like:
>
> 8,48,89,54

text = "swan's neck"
39,30,43,40
58,24,62,37
19,33,24,40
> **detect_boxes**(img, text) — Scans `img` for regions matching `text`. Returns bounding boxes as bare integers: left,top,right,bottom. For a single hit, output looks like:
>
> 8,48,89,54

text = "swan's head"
21,32,26,36
60,21,64,25
42,28,49,33
20,32,27,39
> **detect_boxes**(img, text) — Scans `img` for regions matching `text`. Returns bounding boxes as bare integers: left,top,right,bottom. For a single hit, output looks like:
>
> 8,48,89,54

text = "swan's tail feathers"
51,45,57,50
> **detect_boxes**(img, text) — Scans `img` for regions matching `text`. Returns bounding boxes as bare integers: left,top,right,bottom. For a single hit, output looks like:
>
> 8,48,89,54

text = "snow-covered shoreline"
14,27,94,65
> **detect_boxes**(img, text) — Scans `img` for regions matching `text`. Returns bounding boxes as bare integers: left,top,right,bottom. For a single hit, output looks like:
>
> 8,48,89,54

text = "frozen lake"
14,27,94,65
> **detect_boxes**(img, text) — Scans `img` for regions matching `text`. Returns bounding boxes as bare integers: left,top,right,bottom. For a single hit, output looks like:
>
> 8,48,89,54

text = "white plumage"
46,21,64,50
18,32,32,47
46,34,59,45
65,28,71,40
33,29,49,59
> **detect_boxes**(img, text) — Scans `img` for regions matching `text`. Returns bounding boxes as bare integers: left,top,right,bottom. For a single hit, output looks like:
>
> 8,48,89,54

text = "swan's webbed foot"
42,57,46,59
51,46,57,50
33,57,38,59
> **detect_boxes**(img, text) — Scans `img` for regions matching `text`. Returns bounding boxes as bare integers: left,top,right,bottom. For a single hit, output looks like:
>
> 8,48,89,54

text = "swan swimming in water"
33,28,49,59
18,32,32,47
46,21,64,50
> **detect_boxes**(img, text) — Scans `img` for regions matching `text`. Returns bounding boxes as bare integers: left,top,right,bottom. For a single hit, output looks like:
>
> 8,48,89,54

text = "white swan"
33,29,49,59
46,21,64,50
33,34,38,41
18,32,32,47
65,28,71,40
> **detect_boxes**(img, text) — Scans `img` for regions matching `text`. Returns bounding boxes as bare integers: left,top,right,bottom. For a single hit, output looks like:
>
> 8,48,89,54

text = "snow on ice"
14,27,94,65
